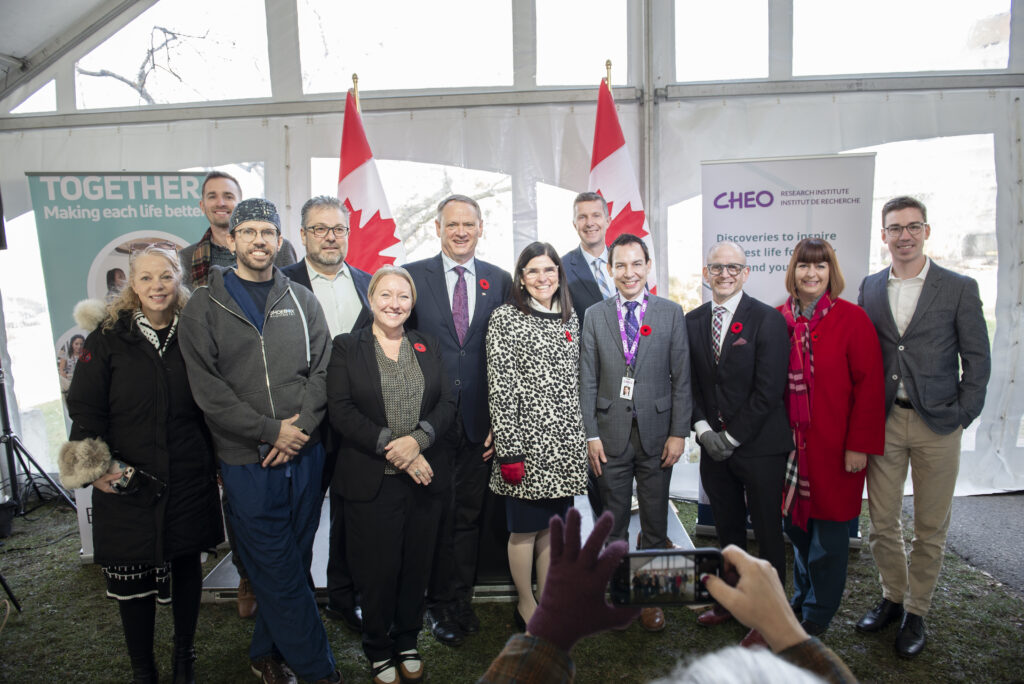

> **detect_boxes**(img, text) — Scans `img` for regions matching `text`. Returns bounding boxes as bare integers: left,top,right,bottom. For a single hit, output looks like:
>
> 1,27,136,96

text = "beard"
307,245,345,268
236,244,277,273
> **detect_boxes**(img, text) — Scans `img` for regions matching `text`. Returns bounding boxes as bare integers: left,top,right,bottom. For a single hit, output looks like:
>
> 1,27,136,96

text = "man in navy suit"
405,194,512,646
855,196,990,657
685,241,792,635
281,195,371,635
561,191,616,516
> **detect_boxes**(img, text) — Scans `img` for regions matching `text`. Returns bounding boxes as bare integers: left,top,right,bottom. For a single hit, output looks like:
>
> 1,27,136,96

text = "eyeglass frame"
232,227,280,242
304,223,350,239
705,262,747,276
883,222,927,237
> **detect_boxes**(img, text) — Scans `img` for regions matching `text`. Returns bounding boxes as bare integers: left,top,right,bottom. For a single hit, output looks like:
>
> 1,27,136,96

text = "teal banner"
26,172,205,393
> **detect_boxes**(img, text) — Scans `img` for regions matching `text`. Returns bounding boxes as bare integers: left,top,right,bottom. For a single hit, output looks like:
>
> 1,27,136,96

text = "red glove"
500,461,525,485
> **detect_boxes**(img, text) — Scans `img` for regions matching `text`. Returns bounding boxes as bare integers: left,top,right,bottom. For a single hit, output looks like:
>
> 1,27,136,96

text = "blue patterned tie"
593,258,613,299
625,300,639,347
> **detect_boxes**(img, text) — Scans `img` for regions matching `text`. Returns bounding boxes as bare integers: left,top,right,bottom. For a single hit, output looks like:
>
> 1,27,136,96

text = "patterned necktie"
625,300,640,348
452,265,469,345
592,258,613,299
712,305,726,363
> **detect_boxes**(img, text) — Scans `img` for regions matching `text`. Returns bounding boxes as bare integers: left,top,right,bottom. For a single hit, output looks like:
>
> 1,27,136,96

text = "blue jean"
785,516,852,627
220,443,335,681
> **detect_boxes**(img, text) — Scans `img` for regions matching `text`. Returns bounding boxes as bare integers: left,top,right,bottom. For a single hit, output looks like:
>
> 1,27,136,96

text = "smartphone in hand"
609,548,723,605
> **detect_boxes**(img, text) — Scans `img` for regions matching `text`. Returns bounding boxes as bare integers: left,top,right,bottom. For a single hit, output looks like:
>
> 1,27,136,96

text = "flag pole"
605,59,611,89
352,73,360,113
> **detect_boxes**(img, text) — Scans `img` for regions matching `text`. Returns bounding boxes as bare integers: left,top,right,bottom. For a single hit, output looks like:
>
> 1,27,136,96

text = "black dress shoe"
800,619,828,636
324,603,363,633
455,598,480,634
856,598,904,633
895,612,926,658
425,606,464,646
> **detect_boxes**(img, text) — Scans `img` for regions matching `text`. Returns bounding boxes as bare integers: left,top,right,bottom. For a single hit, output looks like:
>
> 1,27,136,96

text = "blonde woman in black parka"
65,245,222,684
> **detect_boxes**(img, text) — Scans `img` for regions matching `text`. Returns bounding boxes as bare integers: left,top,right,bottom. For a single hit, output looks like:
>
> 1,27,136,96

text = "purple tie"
453,265,469,345
625,300,639,347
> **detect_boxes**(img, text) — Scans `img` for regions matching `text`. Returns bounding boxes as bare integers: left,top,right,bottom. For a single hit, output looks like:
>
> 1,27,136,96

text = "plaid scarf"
189,228,214,288
133,310,178,357
780,293,834,531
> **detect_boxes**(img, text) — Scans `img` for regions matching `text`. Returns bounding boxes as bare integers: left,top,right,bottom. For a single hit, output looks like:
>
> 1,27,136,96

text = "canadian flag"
338,90,405,272
588,78,655,290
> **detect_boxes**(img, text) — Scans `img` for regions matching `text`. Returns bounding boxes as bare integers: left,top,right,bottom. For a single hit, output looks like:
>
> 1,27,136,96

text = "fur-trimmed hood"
73,299,107,333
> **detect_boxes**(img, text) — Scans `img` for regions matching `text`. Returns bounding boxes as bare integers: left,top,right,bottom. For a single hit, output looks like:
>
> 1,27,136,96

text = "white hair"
650,646,827,684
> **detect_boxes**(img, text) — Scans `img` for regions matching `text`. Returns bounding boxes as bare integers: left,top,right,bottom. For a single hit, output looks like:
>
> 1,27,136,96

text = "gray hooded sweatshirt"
179,266,331,465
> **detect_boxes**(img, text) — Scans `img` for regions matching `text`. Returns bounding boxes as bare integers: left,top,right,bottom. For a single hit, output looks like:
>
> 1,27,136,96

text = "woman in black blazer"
326,265,455,684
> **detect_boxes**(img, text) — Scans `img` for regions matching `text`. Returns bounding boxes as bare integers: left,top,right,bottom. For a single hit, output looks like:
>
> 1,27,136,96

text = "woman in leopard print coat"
486,241,587,627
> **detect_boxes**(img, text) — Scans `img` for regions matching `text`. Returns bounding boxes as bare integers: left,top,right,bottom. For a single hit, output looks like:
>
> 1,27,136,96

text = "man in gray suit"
580,233,691,632
855,196,991,658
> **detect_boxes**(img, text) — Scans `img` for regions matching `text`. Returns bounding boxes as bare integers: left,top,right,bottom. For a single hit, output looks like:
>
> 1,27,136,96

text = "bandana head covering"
230,198,280,232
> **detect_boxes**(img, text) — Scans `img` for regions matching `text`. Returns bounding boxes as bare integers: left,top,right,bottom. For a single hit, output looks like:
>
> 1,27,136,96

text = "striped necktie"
713,305,726,363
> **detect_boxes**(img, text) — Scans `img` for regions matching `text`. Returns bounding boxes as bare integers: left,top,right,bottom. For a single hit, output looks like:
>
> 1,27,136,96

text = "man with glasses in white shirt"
856,196,990,658
282,195,372,637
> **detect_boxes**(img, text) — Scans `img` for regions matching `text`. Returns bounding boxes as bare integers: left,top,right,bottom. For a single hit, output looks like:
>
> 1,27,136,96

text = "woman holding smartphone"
65,245,222,684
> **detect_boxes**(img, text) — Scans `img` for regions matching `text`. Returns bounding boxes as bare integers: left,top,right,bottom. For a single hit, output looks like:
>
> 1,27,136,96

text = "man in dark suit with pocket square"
281,195,372,634
685,241,792,636
405,194,512,646
855,196,990,658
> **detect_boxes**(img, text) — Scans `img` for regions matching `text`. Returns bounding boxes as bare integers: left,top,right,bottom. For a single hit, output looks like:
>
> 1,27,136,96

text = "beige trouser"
866,405,963,616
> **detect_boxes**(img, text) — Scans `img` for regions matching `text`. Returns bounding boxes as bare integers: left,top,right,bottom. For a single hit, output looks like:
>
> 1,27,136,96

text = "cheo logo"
713,190,774,209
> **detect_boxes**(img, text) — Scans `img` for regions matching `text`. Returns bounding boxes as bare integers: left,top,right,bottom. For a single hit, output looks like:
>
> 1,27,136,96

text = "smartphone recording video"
609,548,723,606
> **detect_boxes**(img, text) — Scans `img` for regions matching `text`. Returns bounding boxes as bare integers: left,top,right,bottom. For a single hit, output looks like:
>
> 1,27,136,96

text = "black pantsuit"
346,476,442,660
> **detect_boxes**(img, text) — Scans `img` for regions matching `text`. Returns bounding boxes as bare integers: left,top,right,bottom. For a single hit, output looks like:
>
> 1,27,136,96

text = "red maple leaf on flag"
602,198,649,246
344,199,400,273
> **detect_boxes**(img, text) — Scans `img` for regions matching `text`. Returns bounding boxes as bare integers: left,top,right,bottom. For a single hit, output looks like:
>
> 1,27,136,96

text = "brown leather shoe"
397,650,424,682
312,669,344,684
740,628,768,648
639,606,666,632
636,532,680,550
238,577,257,619
250,656,298,684
696,605,733,626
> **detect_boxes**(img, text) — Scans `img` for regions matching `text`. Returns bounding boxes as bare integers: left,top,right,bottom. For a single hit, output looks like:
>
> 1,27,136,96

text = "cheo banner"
700,153,876,306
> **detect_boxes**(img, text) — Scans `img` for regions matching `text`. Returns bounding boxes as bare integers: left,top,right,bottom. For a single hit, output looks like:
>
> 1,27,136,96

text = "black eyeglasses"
304,224,350,239
884,222,926,237
706,263,746,276
233,227,279,241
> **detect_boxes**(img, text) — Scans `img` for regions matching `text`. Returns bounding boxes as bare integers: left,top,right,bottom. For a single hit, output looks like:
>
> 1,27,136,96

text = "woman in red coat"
778,238,885,636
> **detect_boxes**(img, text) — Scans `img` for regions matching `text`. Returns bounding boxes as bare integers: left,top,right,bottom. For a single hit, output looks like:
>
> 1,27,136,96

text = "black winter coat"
66,313,223,566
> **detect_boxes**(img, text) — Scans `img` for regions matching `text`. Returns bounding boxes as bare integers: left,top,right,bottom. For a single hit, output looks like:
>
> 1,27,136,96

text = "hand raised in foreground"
526,508,641,651
703,545,809,653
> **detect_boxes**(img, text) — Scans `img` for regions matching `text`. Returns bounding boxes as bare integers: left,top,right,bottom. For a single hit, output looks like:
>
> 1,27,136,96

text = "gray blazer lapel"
901,267,943,338
869,271,900,340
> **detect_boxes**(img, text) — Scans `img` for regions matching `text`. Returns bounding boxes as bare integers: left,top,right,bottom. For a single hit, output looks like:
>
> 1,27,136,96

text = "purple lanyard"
616,294,648,369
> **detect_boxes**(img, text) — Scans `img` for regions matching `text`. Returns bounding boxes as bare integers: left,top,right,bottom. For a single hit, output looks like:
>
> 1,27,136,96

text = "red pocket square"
731,337,747,346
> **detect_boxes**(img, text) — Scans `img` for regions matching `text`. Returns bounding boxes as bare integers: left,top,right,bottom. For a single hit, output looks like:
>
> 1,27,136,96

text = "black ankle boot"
171,636,196,684
128,653,158,684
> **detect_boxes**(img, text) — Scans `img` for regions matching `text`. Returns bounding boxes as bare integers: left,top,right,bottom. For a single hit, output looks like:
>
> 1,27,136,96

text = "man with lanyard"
580,233,691,632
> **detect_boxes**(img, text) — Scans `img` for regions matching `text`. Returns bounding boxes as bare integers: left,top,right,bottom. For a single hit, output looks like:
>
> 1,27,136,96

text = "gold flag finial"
605,59,611,86
352,74,360,113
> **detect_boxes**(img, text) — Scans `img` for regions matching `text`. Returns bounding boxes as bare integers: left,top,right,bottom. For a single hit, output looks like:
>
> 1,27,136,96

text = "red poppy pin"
479,278,490,290
80,351,92,363
730,321,743,334
640,325,652,337
811,332,820,342
565,330,573,342
413,342,427,352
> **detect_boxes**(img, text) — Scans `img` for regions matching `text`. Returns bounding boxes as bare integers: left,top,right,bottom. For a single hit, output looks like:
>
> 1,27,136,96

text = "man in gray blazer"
580,233,691,632
855,196,991,658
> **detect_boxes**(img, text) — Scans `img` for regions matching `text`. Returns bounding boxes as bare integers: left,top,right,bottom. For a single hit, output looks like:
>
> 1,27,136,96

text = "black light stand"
0,354,76,514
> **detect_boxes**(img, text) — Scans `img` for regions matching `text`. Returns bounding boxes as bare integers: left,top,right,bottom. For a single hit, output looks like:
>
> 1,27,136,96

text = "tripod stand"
0,357,76,514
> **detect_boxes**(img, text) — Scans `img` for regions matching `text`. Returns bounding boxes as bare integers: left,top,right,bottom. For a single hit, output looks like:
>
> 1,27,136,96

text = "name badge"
619,376,635,400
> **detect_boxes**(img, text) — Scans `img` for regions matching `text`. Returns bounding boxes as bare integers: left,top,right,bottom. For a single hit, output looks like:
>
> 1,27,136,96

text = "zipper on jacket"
209,296,277,417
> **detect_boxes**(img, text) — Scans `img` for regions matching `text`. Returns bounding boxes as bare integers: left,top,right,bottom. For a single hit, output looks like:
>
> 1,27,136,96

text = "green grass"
0,499,1021,682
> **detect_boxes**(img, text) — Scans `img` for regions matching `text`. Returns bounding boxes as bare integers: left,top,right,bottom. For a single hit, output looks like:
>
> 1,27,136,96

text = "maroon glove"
500,462,525,485
526,508,640,651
